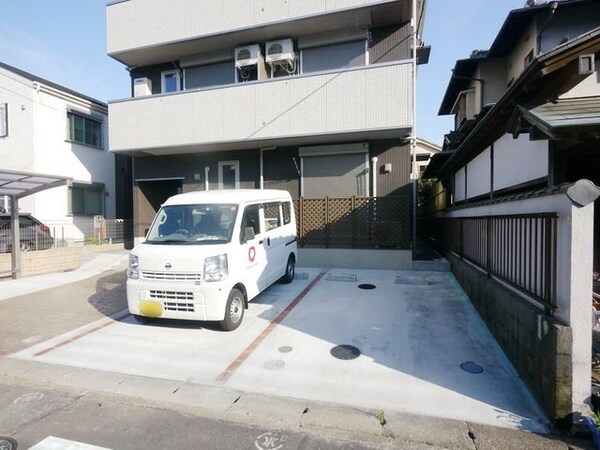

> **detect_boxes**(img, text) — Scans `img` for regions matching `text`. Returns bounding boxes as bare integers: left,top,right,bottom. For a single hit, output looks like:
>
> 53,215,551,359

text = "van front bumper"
126,278,231,321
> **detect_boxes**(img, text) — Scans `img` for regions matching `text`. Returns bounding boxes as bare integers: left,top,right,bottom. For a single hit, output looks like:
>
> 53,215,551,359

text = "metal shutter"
184,62,235,90
302,153,368,198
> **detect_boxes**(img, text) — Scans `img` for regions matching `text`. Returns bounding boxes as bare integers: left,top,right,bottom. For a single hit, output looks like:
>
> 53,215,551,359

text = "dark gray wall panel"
370,139,412,197
370,22,412,64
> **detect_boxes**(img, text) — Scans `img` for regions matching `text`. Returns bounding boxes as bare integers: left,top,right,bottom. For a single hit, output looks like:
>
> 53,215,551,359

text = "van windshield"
145,204,238,245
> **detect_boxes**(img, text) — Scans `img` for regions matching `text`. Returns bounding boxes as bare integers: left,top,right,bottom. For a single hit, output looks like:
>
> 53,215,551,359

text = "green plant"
592,410,600,428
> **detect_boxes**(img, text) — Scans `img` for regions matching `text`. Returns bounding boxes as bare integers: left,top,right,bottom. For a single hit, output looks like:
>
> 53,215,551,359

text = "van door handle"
267,237,271,246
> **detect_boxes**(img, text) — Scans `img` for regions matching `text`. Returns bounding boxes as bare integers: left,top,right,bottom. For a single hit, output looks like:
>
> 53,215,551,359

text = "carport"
0,169,71,279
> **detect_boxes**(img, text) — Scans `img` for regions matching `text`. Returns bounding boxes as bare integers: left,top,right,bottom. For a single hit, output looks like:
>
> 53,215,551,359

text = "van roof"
163,189,292,206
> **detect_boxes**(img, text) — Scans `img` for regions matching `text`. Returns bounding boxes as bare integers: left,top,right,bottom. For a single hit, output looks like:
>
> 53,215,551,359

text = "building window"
161,70,181,93
70,184,104,216
301,40,366,74
0,103,7,137
67,112,102,148
184,61,234,90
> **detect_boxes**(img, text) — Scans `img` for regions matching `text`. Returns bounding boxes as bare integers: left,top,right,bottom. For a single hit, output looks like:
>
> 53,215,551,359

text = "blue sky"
0,0,526,146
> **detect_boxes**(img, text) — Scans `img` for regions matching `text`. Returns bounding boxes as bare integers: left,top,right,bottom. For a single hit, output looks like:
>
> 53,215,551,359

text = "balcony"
108,62,413,155
107,0,414,66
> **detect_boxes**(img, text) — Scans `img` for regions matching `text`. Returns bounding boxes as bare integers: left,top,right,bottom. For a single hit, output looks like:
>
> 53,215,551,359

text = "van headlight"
127,254,139,279
204,254,228,282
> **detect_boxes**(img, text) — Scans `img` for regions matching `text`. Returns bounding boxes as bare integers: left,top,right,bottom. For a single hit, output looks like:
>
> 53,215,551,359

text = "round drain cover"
460,361,483,374
330,345,361,360
358,284,376,290
278,346,293,353
264,360,285,370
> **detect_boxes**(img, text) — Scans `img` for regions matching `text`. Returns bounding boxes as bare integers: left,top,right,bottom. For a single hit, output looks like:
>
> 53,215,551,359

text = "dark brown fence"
420,213,558,309
294,196,411,250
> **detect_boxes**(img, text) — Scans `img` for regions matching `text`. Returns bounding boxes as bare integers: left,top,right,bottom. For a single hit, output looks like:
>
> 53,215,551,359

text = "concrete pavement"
0,251,593,449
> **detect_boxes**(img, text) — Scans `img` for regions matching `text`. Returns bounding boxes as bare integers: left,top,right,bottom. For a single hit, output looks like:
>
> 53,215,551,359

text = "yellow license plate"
138,300,163,318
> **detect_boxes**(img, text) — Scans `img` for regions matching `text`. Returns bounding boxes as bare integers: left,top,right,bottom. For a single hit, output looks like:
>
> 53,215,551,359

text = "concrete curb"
0,358,588,450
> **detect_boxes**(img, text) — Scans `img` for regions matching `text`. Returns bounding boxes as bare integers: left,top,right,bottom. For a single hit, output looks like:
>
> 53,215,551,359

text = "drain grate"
295,272,309,280
330,345,361,360
395,275,432,285
358,283,376,290
326,273,357,282
460,361,484,374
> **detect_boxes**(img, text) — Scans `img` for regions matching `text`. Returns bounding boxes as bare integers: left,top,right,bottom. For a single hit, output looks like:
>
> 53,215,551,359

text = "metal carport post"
0,169,72,279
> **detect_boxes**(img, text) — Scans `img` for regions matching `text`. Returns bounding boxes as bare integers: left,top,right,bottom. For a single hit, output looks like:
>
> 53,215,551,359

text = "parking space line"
215,270,327,384
33,311,131,357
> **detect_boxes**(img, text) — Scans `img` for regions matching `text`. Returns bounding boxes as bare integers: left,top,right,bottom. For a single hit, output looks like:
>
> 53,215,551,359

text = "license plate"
138,300,163,317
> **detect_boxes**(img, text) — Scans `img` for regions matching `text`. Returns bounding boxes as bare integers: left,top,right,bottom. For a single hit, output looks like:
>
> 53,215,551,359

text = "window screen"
263,203,281,231
302,40,366,73
185,61,235,89
70,184,104,215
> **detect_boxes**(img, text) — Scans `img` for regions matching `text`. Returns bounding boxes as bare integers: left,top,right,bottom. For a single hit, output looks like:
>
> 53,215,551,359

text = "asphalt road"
1,381,403,450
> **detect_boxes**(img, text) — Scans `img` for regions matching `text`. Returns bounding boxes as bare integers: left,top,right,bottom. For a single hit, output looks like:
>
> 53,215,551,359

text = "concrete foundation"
297,248,412,270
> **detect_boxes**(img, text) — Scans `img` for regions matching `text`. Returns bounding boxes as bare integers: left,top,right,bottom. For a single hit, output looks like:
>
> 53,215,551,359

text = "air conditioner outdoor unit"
235,44,261,68
133,77,152,97
265,39,295,64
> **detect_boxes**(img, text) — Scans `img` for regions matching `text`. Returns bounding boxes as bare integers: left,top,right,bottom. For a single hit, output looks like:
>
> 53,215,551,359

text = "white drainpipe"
371,156,378,197
204,166,210,191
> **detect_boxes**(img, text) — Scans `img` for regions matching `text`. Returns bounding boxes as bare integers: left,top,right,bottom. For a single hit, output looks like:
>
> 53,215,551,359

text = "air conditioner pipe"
371,156,378,197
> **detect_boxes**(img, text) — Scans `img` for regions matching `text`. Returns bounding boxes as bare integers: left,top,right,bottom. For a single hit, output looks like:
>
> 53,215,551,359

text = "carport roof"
0,169,72,199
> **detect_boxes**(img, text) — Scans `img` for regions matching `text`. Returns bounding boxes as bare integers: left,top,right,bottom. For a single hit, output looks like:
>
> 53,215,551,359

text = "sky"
0,0,527,146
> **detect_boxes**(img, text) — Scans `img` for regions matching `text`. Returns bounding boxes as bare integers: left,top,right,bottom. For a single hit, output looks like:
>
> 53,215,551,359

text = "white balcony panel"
107,0,397,56
109,63,412,153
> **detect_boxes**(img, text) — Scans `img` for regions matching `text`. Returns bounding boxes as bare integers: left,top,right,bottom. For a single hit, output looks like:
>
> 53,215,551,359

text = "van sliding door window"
263,202,281,231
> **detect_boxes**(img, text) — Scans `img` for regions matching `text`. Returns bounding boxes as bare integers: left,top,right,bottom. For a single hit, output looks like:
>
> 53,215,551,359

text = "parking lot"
5,265,549,434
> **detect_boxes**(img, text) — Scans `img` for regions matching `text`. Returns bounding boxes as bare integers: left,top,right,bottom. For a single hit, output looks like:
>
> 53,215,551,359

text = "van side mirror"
242,227,255,243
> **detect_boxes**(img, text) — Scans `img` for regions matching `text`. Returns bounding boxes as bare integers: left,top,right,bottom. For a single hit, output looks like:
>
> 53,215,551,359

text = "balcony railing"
109,62,413,154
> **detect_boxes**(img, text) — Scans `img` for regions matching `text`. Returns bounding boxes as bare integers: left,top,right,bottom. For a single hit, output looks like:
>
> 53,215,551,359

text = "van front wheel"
220,288,245,331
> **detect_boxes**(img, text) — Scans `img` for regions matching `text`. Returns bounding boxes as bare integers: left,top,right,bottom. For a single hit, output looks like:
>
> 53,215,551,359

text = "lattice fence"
294,197,411,249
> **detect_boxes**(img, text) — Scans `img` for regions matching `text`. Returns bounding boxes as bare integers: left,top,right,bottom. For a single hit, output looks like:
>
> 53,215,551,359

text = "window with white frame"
0,103,7,137
67,112,102,148
161,69,181,93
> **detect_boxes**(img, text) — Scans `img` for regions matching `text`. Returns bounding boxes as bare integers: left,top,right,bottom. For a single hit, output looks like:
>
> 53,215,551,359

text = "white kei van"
126,189,297,331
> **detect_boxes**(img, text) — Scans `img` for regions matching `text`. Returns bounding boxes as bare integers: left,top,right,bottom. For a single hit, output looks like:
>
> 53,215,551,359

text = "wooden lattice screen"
293,197,411,249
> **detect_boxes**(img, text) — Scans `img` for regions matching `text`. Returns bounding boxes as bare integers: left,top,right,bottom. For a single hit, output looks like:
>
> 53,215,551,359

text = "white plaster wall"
108,0,396,54
560,70,600,99
454,168,465,202
493,134,548,191
109,62,412,152
32,90,115,221
446,194,593,415
466,148,491,199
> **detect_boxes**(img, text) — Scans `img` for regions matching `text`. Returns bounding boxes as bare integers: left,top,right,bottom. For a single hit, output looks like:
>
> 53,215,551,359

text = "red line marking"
215,271,327,384
33,312,131,357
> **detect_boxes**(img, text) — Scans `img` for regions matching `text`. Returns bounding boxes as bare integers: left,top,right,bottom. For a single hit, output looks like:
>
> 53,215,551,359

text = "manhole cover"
278,346,293,353
358,283,376,290
460,361,483,374
330,345,361,360
0,437,17,450
264,360,285,370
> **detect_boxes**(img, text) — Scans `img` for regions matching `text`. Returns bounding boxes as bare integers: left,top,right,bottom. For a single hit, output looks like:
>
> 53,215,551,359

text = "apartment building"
422,0,600,427
0,62,116,243
106,0,426,243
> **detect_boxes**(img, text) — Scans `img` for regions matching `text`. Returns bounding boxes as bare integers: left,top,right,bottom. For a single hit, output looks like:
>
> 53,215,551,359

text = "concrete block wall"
448,253,573,428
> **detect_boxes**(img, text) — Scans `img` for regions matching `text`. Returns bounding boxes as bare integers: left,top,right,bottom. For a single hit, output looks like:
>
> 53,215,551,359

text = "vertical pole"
10,196,20,279
352,196,357,249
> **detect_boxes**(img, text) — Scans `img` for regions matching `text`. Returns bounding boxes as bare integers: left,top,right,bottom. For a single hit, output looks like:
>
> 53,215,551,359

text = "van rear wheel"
280,255,295,284
220,288,245,331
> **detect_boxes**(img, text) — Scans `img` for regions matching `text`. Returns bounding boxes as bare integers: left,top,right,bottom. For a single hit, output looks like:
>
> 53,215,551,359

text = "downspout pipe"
204,166,210,191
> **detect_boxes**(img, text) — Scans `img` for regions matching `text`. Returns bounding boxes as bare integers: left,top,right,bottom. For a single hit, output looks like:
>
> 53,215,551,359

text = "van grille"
142,271,202,281
164,302,195,313
149,290,194,301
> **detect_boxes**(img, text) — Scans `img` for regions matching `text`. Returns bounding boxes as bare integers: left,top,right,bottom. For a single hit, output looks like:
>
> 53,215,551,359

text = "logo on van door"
248,246,256,263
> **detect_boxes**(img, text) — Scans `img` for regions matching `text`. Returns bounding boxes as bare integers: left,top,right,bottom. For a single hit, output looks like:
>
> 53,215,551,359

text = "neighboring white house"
0,62,115,244
414,138,441,178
